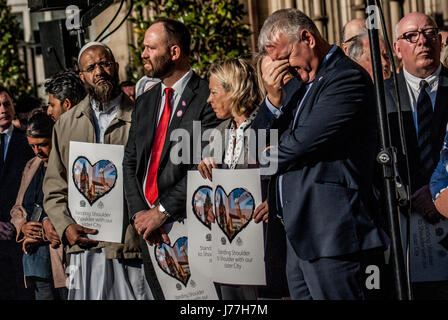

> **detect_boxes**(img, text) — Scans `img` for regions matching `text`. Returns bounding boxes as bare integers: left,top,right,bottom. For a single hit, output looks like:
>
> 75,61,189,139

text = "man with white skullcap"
43,42,153,300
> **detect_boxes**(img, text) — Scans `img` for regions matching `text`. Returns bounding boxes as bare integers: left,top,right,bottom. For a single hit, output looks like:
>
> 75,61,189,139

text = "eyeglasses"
343,35,359,44
398,27,439,43
82,61,115,73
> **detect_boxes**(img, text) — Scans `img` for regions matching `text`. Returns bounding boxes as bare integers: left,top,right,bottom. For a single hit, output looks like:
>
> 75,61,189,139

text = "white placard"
212,168,266,286
147,221,219,300
68,141,124,243
402,212,448,282
186,171,213,277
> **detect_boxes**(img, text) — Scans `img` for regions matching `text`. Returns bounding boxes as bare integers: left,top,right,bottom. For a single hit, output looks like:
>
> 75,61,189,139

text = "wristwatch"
158,203,171,218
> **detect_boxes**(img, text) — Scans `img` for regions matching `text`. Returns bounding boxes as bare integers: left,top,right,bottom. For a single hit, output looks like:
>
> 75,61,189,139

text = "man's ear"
342,43,349,55
170,45,182,61
63,98,72,111
79,71,85,83
301,29,315,48
393,41,402,60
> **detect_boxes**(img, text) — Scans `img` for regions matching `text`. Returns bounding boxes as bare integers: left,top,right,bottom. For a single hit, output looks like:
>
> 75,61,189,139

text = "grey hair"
341,19,367,43
348,32,387,61
258,9,321,51
348,32,369,61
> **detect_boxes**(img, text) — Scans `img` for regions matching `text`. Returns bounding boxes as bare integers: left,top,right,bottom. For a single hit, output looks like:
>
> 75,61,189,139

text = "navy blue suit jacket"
0,127,33,222
384,68,448,192
259,47,385,261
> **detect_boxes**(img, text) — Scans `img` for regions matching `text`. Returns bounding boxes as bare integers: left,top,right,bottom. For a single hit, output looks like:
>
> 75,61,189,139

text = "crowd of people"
1,8,448,300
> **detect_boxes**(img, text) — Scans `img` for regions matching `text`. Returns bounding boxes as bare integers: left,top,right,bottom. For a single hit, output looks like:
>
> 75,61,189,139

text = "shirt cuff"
265,96,283,119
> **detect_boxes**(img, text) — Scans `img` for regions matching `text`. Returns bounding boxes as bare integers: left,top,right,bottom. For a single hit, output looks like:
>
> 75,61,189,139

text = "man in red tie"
123,18,221,299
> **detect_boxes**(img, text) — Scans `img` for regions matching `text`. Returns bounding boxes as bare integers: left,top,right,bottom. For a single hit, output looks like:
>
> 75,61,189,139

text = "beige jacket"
10,156,67,288
43,94,141,259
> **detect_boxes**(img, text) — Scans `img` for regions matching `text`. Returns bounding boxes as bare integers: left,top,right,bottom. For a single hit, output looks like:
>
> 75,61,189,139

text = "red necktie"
144,87,174,206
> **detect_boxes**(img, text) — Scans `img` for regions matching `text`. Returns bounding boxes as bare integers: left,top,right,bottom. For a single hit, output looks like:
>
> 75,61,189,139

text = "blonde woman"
198,58,268,300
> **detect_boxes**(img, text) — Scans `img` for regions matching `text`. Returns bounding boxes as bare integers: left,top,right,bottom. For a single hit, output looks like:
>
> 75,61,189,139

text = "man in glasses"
341,18,367,55
384,12,448,299
348,32,391,81
43,42,151,300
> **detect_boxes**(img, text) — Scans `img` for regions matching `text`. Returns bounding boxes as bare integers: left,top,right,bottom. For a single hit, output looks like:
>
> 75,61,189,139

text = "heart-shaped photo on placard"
214,186,255,243
192,186,214,230
72,156,117,206
155,237,190,286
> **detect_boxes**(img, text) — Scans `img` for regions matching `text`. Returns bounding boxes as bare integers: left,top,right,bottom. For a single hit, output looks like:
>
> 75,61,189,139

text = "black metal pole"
365,0,410,300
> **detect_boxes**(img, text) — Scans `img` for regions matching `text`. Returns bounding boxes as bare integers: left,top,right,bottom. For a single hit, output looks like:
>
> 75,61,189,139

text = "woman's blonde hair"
208,58,262,118
442,45,448,67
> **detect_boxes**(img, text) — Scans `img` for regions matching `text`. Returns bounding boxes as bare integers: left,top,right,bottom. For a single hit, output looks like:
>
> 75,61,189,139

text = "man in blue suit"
0,86,34,299
256,9,386,300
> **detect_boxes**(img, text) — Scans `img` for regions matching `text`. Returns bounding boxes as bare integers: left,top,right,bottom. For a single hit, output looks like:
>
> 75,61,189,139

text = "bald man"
43,42,152,300
348,32,391,80
384,12,448,299
341,18,367,54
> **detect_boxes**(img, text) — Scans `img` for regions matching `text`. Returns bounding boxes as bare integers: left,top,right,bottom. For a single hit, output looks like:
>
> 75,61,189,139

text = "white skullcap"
77,41,111,64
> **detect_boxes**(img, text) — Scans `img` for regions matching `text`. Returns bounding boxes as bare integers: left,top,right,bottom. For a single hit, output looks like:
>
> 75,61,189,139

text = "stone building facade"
6,0,448,98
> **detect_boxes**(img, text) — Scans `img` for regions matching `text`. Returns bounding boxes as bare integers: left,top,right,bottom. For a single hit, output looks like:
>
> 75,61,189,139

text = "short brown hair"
154,18,191,56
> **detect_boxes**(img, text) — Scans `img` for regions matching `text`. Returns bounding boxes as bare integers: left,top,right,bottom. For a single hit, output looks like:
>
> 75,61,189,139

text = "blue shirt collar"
306,45,337,88
322,44,337,65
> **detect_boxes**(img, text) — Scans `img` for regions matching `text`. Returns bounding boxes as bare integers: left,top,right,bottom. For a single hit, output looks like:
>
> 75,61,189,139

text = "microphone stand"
365,0,411,300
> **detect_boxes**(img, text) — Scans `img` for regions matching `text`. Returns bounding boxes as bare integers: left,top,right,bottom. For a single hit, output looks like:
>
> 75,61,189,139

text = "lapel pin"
318,76,323,82
177,110,183,118
182,100,186,107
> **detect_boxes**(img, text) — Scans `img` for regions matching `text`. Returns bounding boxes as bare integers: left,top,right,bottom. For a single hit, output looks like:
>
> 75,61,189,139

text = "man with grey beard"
43,42,152,300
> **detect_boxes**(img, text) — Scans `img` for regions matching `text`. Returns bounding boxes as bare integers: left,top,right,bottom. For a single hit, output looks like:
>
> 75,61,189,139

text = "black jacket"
123,71,221,222
0,127,33,222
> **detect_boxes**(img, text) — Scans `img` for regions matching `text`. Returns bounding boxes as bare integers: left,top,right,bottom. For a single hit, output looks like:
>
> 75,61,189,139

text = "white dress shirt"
142,69,194,208
90,93,122,143
403,65,441,135
159,69,193,124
